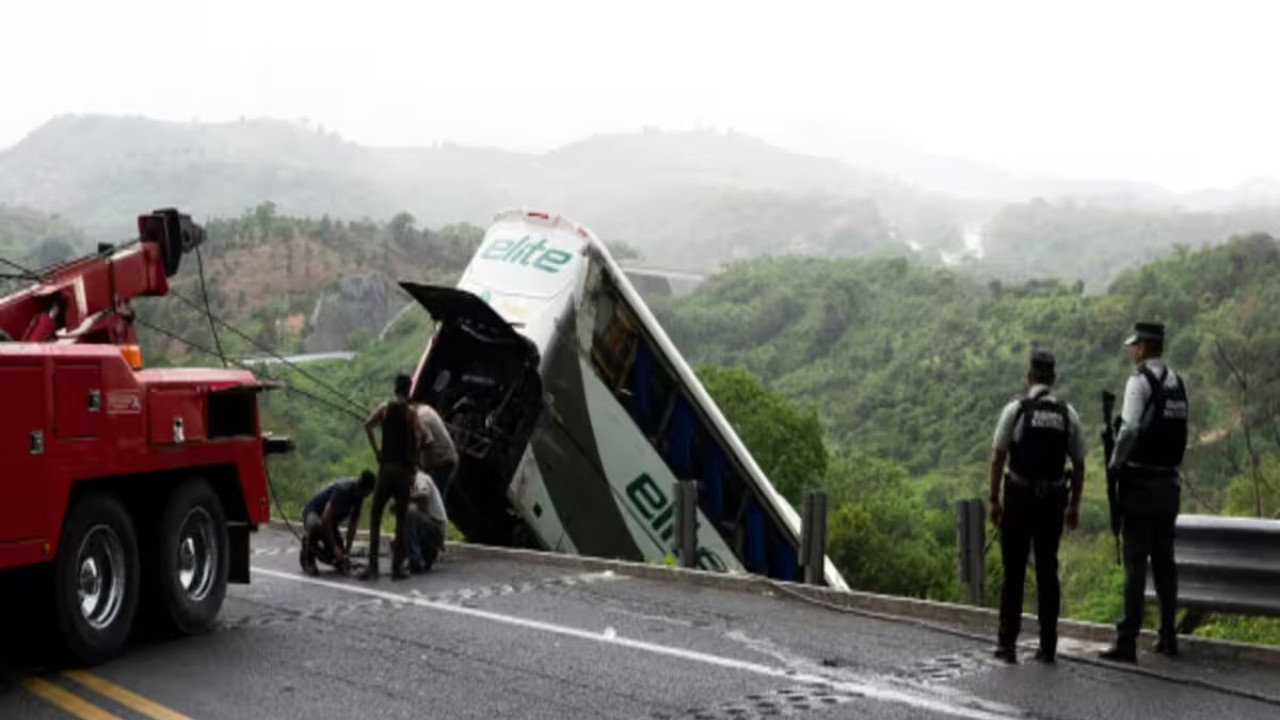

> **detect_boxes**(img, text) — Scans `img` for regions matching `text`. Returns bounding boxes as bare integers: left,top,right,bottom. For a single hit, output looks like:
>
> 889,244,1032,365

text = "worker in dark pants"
1101,322,1188,663
359,374,427,581
989,350,1086,664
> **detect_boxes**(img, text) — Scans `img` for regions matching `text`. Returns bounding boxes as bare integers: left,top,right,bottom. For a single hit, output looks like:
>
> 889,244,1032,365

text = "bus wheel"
155,479,229,635
54,493,141,664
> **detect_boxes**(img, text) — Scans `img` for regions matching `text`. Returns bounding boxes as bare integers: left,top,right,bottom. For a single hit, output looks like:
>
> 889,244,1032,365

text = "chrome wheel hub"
76,525,126,630
177,507,217,602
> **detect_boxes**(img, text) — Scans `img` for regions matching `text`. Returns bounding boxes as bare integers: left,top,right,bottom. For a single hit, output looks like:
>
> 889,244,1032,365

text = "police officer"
989,350,1086,664
1101,322,1188,663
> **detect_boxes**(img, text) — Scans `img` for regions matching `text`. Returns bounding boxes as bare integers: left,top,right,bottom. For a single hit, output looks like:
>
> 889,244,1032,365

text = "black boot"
1034,647,1056,664
1153,636,1179,657
993,646,1018,664
1099,644,1137,663
299,544,319,576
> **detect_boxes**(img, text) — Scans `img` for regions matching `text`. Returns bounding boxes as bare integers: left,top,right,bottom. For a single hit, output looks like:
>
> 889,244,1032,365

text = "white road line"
251,566,1019,720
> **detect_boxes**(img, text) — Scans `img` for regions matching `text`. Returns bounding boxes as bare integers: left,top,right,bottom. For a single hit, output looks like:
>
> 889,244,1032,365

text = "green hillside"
135,205,481,359
0,205,87,295
660,235,1280,520
977,198,1280,289
0,117,966,270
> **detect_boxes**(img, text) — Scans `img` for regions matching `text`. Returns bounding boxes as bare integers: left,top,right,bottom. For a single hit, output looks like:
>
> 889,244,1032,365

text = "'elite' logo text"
480,236,573,273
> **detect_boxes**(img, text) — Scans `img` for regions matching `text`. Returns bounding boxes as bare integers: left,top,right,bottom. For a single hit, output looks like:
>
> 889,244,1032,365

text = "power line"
133,316,365,421
1,246,365,416
193,242,228,368
166,289,366,415
0,256,37,276
0,249,367,424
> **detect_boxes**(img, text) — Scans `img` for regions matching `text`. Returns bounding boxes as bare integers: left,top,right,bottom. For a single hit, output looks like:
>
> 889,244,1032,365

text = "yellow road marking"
63,670,197,720
20,676,125,720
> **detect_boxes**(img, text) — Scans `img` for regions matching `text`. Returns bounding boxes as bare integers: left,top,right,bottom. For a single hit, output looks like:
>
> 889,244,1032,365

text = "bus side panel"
526,307,646,561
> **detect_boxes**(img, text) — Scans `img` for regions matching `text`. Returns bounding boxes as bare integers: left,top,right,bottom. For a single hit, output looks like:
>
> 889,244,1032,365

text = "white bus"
404,209,848,589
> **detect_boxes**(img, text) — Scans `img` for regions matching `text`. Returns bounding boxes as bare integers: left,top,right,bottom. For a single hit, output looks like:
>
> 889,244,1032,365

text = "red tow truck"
0,209,287,663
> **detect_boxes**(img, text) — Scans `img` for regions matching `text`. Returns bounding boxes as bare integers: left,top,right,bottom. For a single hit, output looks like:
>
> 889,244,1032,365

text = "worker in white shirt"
406,471,449,573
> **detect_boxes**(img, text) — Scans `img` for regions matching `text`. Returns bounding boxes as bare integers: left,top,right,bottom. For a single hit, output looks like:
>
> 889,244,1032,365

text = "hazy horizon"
5,0,1278,193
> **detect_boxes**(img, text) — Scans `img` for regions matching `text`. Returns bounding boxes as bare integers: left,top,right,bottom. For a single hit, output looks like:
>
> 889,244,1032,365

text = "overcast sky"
1,0,1275,191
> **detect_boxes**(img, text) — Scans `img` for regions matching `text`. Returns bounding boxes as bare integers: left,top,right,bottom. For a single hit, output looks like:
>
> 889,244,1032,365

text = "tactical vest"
1130,366,1188,470
1009,389,1070,483
381,400,416,467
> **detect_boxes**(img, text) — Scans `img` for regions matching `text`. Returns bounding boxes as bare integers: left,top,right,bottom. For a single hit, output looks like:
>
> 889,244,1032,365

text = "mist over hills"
5,114,1280,286
0,116,971,263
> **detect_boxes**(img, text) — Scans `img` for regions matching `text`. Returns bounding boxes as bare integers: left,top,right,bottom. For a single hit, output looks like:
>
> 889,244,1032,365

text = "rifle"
1100,390,1121,563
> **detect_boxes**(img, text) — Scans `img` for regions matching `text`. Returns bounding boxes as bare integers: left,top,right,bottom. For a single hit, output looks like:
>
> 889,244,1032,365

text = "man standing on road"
417,401,459,502
989,350,1086,665
360,374,428,581
300,471,375,575
1101,322,1188,663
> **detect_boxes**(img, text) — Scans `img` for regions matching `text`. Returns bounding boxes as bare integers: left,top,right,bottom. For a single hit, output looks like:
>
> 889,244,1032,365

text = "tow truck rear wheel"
54,493,141,665
154,479,229,635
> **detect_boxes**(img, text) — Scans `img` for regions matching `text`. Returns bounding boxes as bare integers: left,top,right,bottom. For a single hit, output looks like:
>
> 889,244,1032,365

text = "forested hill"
0,116,969,269
660,233,1280,516
135,205,481,358
10,116,1280,288
975,198,1280,290
0,205,86,280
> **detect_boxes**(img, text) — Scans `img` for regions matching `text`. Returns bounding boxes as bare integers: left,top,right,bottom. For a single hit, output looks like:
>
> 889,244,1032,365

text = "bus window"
590,298,639,395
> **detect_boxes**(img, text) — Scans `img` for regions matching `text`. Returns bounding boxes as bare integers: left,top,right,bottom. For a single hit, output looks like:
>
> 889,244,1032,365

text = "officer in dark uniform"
989,350,1086,664
1101,322,1188,663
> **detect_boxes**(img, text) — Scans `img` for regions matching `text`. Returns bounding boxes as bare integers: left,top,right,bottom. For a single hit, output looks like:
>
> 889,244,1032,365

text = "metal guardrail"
1150,514,1280,633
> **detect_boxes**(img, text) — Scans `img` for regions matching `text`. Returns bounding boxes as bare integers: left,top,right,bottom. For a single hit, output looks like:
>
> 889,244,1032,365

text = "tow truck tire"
155,479,228,635
54,493,141,665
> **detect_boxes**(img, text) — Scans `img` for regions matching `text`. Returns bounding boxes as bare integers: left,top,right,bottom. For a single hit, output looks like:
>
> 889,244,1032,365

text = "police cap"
1123,322,1165,347
1029,350,1056,373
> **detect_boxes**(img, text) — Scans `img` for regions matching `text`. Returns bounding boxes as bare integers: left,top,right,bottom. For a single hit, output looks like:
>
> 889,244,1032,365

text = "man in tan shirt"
417,402,459,501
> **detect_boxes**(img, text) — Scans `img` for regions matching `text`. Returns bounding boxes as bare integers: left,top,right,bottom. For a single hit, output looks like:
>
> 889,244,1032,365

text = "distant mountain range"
776,121,1280,210
4,114,1280,284
0,116,967,257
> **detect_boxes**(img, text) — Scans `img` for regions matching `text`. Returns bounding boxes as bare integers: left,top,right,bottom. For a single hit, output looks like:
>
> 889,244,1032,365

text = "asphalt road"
2,528,1278,720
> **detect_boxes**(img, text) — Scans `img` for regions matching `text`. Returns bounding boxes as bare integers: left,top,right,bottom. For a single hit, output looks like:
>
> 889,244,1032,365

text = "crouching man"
405,471,449,573
300,470,376,575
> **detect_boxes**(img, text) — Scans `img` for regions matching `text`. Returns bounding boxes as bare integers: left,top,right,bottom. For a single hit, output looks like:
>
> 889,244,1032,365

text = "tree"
697,365,828,502
389,212,416,249
1207,285,1280,517
823,453,956,599
253,201,277,242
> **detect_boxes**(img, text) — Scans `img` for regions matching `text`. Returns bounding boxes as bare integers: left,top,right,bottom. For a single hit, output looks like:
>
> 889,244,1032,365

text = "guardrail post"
956,499,986,606
800,490,828,585
673,481,698,569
